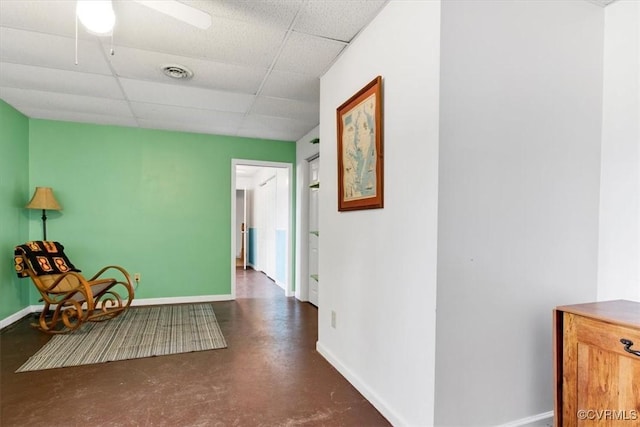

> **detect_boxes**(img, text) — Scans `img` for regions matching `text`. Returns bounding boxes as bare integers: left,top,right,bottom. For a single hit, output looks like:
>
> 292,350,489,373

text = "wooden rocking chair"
14,241,135,334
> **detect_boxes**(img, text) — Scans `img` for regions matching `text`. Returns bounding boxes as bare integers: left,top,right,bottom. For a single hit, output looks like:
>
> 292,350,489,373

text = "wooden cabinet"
554,300,640,426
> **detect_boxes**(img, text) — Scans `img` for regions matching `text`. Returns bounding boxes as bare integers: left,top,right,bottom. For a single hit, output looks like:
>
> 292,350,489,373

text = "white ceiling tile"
16,106,139,128
130,101,245,127
236,126,304,142
0,86,133,117
274,31,346,75
137,118,241,137
294,0,387,42
110,1,287,68
190,0,303,28
251,96,319,124
0,1,383,141
119,78,255,113
104,46,267,94
0,62,124,99
0,0,77,38
586,0,618,6
0,27,113,75
239,114,314,141
260,70,319,102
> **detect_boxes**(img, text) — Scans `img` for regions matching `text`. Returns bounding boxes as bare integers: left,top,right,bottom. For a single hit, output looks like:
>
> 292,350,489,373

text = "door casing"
231,159,294,298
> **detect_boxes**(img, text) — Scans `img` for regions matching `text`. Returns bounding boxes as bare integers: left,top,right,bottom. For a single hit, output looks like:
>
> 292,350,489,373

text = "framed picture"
336,76,383,211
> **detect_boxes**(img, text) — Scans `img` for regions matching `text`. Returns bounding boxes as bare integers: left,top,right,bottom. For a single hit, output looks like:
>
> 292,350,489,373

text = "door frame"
234,188,247,269
306,154,320,306
231,159,294,298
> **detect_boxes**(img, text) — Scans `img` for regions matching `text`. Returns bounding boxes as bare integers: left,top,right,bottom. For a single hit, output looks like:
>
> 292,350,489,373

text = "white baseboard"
317,341,553,427
130,294,234,306
0,295,234,330
274,279,294,297
0,306,33,329
295,292,309,302
316,341,402,426
496,411,554,427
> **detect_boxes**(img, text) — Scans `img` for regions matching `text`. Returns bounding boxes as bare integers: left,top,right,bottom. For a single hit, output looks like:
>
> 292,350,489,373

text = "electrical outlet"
134,273,141,282
331,310,336,328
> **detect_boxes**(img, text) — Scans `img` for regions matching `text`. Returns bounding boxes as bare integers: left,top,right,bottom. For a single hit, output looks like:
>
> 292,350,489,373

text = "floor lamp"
26,187,62,241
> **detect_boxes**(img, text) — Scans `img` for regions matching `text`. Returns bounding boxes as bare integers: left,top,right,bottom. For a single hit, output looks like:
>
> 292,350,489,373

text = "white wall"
598,0,640,302
318,2,441,425
295,126,319,302
435,1,604,425
276,167,289,287
245,165,292,292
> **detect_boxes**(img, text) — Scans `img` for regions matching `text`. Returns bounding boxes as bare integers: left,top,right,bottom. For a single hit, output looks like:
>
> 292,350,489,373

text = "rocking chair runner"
14,241,135,334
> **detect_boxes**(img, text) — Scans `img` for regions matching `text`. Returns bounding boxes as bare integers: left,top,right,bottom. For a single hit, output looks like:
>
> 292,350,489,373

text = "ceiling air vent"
161,64,193,80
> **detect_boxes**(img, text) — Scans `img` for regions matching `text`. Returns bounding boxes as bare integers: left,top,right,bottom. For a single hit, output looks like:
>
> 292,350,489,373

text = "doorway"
231,159,294,299
235,189,246,268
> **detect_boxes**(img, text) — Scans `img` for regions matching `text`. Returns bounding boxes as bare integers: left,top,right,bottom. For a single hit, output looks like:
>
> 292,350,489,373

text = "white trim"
295,156,310,302
295,127,319,304
318,341,551,427
129,295,233,306
0,306,33,329
316,341,401,426
231,159,295,300
495,411,554,427
0,296,234,330
275,279,294,297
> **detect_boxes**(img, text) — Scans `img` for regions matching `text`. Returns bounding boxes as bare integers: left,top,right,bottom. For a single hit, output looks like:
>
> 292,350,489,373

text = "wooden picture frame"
336,76,383,212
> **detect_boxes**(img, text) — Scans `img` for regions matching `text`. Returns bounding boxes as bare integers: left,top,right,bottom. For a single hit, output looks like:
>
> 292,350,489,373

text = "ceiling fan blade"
132,0,212,29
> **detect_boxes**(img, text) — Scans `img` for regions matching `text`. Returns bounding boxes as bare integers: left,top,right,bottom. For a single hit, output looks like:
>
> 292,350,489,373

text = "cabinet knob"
620,339,640,357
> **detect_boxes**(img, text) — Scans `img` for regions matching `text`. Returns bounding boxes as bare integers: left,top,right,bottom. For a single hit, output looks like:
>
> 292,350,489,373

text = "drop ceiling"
0,0,388,142
586,0,617,6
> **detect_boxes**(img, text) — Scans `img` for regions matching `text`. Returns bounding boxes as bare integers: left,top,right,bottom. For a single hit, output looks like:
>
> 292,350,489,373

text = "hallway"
1,268,390,426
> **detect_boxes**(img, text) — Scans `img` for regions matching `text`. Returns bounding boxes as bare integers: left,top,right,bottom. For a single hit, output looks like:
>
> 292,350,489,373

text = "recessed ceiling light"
161,64,193,80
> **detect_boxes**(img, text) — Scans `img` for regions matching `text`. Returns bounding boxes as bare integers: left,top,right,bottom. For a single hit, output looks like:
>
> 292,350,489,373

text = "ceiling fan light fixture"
162,64,194,80
77,0,116,36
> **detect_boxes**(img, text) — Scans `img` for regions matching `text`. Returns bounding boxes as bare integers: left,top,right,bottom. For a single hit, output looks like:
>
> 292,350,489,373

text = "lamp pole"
41,209,48,240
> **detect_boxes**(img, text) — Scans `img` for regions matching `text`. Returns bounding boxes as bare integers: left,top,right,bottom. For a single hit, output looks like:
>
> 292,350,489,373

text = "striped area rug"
16,304,227,372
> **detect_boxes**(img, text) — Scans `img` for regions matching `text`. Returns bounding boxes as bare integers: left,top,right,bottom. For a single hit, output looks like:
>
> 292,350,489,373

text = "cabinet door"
563,313,640,426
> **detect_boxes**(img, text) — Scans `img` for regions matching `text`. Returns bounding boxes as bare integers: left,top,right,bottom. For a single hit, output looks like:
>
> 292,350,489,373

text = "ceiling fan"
76,0,212,36
74,0,211,64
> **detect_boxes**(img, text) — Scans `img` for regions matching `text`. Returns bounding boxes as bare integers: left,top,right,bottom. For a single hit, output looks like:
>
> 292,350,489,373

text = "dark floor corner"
1,268,390,426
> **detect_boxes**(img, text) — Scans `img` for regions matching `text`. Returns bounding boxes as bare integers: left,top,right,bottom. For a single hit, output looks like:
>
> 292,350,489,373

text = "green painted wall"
0,101,30,319
28,120,296,302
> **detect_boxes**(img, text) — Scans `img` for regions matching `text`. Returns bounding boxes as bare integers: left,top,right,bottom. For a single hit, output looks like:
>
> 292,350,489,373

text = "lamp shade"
25,187,62,211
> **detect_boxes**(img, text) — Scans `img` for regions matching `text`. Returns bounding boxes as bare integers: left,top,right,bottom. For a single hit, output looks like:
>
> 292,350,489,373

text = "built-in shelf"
310,230,319,237
310,274,319,282
309,182,319,189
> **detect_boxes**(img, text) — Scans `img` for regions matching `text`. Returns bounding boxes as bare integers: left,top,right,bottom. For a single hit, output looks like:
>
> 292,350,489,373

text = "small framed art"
336,76,383,211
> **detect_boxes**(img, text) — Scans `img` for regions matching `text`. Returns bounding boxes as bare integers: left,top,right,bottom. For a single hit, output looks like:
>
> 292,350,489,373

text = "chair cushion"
39,274,83,293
